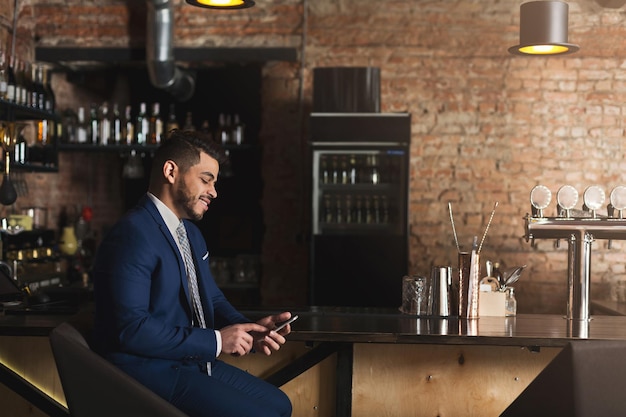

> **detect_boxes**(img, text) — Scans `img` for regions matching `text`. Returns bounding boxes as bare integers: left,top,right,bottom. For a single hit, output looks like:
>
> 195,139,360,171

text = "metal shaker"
428,266,452,316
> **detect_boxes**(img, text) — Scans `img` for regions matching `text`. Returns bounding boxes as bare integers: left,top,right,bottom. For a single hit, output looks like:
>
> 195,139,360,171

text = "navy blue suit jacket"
92,195,249,399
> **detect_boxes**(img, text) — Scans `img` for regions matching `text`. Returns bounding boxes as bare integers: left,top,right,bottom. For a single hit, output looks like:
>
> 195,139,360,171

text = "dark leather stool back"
50,321,188,417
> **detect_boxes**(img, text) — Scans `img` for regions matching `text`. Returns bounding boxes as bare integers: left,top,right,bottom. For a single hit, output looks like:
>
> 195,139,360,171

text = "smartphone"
274,315,298,332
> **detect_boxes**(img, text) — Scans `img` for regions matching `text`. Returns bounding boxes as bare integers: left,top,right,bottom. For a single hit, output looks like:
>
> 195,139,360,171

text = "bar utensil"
467,236,480,319
501,265,527,289
448,202,461,253
428,266,452,317
477,201,498,254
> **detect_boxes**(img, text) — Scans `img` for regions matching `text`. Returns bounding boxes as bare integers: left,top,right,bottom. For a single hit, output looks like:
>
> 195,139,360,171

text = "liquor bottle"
33,65,45,111
165,103,179,133
42,66,55,112
14,130,27,164
148,102,163,144
14,57,25,105
76,107,88,144
123,105,134,145
21,60,33,107
200,119,214,142
231,113,245,145
216,113,230,145
89,103,99,144
112,103,122,144
30,63,41,109
136,102,149,145
99,101,111,145
183,111,195,131
5,54,15,103
0,49,7,100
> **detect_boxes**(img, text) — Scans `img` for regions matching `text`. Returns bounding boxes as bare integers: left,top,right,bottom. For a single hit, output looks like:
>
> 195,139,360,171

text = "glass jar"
505,287,517,317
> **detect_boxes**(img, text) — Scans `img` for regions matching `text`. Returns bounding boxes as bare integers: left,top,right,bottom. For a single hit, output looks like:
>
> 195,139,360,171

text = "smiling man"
92,129,293,417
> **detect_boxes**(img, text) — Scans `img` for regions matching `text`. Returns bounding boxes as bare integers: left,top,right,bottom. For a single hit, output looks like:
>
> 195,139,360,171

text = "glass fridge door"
312,147,408,236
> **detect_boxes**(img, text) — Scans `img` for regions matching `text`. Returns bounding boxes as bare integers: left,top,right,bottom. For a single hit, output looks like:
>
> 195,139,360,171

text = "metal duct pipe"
146,0,195,101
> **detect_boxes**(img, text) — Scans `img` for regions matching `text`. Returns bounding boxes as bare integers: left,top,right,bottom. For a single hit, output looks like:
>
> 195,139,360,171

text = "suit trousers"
169,360,292,417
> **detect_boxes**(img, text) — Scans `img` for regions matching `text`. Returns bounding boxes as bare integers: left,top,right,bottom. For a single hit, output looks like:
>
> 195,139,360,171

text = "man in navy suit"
92,130,293,417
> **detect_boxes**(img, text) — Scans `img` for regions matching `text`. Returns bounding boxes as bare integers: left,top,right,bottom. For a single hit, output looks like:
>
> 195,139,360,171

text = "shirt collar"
147,192,181,239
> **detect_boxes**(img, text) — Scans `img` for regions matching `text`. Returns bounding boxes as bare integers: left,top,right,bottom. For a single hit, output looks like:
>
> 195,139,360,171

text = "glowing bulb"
519,44,570,55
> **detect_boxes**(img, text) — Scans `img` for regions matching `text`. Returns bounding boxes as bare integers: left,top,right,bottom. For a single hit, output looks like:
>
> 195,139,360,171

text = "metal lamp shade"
509,1,579,56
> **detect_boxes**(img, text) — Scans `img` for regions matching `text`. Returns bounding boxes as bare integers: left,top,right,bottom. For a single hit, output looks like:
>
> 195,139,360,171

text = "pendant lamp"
509,1,579,56
185,0,255,9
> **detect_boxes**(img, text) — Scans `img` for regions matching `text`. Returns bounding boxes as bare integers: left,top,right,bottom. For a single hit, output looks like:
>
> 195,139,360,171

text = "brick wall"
2,0,626,313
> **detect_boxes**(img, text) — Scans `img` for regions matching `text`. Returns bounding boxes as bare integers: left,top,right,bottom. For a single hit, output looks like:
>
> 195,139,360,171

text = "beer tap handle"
608,204,615,249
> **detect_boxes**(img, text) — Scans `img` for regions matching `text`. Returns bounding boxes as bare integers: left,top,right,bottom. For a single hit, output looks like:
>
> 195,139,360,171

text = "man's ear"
163,160,178,184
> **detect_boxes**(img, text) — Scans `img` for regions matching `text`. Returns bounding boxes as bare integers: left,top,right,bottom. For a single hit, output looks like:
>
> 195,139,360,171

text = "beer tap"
582,185,605,219
608,185,626,249
525,184,626,321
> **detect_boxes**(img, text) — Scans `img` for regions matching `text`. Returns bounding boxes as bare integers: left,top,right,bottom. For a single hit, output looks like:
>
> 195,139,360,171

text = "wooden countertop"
3,305,626,347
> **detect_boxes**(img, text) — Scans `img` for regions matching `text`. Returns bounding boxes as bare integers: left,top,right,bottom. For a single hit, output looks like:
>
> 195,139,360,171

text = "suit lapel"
140,196,195,322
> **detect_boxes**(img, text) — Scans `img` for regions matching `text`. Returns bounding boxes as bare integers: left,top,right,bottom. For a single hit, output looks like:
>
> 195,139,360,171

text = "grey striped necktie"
176,221,206,329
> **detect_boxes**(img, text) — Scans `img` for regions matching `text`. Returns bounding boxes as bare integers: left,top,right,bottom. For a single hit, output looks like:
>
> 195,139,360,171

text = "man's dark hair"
151,129,229,178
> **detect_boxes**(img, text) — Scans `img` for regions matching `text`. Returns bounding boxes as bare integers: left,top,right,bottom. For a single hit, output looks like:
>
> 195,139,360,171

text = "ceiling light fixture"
509,1,579,56
185,0,255,9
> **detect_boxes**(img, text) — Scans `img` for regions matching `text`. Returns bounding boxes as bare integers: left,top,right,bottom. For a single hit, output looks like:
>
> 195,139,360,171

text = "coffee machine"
0,228,64,294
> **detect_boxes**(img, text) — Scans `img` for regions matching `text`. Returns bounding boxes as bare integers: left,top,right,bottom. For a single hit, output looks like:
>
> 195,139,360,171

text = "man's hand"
251,311,293,356
219,322,269,356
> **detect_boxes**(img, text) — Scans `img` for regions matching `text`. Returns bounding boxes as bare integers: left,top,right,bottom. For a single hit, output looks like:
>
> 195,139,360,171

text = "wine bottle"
14,57,25,105
0,49,7,100
99,101,111,145
232,113,245,145
30,62,40,109
89,103,99,144
112,103,122,144
183,111,195,131
200,119,214,143
216,113,229,145
136,102,149,145
42,66,55,112
5,55,15,103
34,65,45,110
165,103,179,134
76,107,88,144
149,102,163,144
123,105,134,145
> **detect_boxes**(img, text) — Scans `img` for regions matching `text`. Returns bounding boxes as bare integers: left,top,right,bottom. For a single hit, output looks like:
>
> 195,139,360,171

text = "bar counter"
3,306,626,417
3,306,626,343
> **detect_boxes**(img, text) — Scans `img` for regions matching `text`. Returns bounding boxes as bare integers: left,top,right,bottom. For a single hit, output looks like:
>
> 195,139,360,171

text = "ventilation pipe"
146,0,195,101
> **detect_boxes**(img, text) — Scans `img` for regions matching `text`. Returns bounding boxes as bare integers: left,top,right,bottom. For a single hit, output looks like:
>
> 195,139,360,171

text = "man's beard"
175,179,204,221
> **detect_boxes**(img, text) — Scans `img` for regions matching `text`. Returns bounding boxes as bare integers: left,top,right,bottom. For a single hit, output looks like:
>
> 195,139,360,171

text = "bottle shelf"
0,99,59,121
57,142,259,153
0,99,59,173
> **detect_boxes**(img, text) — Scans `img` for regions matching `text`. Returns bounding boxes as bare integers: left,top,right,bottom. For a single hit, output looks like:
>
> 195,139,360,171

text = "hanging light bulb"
509,1,579,56
185,0,255,9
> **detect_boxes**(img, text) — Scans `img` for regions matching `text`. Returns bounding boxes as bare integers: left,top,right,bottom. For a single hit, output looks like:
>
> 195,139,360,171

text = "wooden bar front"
3,308,626,416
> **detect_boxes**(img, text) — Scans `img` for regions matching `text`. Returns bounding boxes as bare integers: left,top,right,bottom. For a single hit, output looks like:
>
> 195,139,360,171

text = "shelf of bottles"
58,101,249,154
0,51,59,172
312,150,407,236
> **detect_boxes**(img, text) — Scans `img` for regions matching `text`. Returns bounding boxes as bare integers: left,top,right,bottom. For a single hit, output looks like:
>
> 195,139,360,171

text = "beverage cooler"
309,113,411,308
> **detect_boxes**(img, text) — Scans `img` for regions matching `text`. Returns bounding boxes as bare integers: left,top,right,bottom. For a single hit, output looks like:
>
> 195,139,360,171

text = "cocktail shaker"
429,266,452,317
